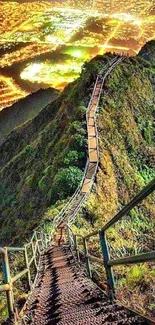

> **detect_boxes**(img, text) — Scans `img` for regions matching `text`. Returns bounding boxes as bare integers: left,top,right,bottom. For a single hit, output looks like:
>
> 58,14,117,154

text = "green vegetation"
0,41,155,319
51,166,83,200
72,41,155,318
0,54,110,245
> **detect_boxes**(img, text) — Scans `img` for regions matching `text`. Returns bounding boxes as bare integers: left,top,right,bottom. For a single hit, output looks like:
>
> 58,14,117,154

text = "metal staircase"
23,242,148,325
0,56,155,325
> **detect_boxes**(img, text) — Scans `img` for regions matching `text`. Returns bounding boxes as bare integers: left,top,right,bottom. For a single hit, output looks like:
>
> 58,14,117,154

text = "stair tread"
25,246,145,325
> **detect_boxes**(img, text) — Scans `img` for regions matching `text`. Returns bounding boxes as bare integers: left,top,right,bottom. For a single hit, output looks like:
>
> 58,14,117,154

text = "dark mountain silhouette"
0,88,59,144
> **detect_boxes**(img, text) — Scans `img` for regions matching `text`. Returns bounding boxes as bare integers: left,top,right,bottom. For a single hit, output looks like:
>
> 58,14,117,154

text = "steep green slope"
82,51,155,244
73,41,155,318
139,40,155,65
0,40,155,319
0,41,155,253
0,88,59,145
0,54,110,245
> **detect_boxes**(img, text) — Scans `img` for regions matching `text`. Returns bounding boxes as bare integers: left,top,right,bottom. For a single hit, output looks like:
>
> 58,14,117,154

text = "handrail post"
41,232,44,250
48,233,51,246
34,231,40,255
83,238,92,278
24,245,32,291
74,234,80,262
31,240,38,271
46,233,49,247
99,230,115,300
67,227,71,247
1,247,14,318
44,233,47,249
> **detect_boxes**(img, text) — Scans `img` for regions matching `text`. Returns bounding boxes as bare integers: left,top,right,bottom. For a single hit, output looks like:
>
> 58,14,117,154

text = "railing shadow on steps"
67,177,155,324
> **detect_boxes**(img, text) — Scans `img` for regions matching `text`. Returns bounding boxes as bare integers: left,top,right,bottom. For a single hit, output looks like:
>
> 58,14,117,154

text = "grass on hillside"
72,54,155,318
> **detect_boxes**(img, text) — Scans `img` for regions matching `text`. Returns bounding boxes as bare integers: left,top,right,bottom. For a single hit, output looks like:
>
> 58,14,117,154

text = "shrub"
38,175,48,192
69,121,86,135
23,145,35,155
64,150,79,165
25,173,39,189
70,134,86,150
51,166,83,200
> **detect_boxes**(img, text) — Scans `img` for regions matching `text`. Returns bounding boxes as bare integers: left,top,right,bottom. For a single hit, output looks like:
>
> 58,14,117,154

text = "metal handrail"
67,177,155,300
108,251,155,266
52,159,90,229
101,177,155,233
83,177,155,239
0,229,52,320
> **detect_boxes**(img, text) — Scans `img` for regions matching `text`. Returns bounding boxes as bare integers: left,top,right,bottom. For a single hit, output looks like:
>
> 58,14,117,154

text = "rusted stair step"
24,237,147,325
55,306,127,323
52,315,144,325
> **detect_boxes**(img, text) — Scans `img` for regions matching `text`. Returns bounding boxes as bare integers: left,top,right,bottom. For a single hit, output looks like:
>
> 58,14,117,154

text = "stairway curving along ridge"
1,56,154,325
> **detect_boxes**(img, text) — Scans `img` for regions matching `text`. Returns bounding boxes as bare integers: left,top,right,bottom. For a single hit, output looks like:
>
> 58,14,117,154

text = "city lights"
0,0,154,110
20,63,42,79
20,59,82,89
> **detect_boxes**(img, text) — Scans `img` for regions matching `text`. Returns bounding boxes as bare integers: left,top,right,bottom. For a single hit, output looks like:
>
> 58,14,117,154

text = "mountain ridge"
0,41,155,246
0,40,155,320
